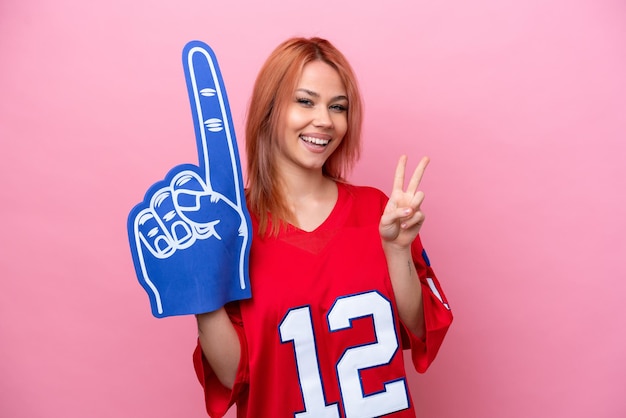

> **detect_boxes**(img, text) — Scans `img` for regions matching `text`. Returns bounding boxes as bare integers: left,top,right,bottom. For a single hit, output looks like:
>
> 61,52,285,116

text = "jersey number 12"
279,291,409,418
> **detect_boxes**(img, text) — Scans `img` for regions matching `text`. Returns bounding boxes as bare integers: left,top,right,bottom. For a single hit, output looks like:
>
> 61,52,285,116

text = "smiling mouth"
300,135,330,146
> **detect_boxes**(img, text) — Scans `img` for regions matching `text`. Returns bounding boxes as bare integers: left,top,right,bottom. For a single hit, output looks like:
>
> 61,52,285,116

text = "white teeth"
300,135,330,146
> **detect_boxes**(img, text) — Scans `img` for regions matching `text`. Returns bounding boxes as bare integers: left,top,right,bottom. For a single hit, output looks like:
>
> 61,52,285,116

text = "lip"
301,132,332,140
299,134,332,153
301,133,332,142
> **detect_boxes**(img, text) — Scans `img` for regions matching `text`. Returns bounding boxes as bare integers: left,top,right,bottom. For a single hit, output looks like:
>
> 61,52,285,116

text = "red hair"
245,37,363,235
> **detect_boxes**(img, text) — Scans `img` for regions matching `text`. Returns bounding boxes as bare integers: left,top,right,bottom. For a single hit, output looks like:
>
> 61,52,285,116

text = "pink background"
2,0,625,417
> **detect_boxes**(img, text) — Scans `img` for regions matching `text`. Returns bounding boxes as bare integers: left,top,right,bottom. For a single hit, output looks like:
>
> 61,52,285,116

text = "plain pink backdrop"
1,0,625,417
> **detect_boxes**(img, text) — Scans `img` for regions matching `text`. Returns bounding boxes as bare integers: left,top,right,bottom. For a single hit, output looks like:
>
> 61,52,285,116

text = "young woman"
193,37,453,418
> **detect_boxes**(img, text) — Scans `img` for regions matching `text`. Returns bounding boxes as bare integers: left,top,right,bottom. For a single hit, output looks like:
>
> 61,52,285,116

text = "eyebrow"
296,88,348,102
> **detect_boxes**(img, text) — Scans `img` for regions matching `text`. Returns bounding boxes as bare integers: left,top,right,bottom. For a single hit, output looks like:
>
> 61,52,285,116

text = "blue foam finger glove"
127,41,252,318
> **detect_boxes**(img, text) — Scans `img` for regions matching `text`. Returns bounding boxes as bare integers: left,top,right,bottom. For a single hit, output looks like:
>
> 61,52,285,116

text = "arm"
379,155,429,337
380,156,453,371
196,307,242,389
382,243,425,338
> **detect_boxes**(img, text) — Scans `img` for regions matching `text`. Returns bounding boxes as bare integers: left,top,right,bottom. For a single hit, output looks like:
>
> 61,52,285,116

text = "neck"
279,167,332,201
276,166,339,232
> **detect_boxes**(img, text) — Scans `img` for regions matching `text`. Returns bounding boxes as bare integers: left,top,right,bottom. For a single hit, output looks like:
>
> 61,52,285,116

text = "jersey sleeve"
192,302,249,417
399,235,453,373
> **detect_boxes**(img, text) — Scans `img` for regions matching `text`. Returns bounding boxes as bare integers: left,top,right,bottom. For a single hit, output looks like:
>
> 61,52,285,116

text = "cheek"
285,107,308,131
334,115,348,138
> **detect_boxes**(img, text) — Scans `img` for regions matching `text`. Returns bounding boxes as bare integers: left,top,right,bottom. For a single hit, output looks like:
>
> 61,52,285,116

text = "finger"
183,41,245,209
171,171,209,213
400,210,426,230
150,189,194,249
393,202,423,223
392,155,408,193
134,207,175,259
409,190,426,210
406,156,430,195
171,170,237,225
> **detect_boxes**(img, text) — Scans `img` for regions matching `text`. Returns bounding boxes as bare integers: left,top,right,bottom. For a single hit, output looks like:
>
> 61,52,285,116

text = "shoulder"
340,183,388,206
338,183,389,223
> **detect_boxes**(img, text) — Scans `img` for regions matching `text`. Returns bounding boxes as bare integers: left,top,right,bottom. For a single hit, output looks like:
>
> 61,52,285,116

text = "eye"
330,104,348,113
296,97,314,107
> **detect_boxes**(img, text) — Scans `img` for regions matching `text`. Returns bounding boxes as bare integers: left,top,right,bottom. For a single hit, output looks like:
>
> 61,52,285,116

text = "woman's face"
275,60,348,175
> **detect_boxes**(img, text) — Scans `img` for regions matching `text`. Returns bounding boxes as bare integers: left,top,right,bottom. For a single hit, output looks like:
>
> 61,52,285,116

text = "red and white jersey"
194,183,453,417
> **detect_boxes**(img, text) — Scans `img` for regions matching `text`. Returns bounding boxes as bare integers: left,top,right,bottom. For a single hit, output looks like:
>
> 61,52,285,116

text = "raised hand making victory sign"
127,41,252,318
379,155,430,248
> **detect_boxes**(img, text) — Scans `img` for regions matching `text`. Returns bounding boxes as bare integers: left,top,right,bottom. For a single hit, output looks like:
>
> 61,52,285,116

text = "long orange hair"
245,37,363,236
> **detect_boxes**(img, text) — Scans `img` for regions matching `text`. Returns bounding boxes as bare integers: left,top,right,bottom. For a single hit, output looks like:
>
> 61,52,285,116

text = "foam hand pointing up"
127,41,252,318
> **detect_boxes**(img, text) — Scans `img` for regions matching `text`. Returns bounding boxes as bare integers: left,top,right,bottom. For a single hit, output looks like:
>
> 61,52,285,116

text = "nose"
313,107,333,128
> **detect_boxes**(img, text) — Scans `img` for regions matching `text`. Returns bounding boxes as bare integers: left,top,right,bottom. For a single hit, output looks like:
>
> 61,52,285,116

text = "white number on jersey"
279,291,409,418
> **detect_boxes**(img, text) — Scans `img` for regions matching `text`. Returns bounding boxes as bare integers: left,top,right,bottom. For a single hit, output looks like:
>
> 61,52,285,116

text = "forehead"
296,60,346,95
